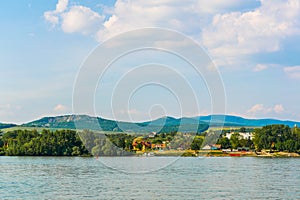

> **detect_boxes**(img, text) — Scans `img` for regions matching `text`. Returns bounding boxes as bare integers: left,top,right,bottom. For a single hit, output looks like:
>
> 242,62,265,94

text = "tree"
230,133,241,149
190,136,204,150
245,138,254,149
240,127,246,133
0,131,4,148
284,139,297,152
1,129,89,156
217,137,230,149
71,146,81,156
253,125,300,152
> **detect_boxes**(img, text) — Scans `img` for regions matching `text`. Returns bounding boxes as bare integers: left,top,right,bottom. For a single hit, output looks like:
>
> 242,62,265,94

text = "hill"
3,114,300,133
0,123,16,129
21,115,208,133
195,115,300,127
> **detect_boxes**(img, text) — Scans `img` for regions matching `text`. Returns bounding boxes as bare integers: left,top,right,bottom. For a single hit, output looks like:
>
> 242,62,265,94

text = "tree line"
0,124,299,156
253,125,300,152
216,125,300,152
0,129,88,156
0,129,204,156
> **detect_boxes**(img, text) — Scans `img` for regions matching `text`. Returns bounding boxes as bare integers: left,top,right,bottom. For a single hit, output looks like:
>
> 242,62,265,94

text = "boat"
229,153,241,157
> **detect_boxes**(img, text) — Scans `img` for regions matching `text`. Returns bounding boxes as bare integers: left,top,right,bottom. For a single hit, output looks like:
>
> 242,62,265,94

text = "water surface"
0,157,299,199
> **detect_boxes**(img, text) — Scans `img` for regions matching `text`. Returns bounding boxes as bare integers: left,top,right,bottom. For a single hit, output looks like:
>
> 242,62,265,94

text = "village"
131,128,259,157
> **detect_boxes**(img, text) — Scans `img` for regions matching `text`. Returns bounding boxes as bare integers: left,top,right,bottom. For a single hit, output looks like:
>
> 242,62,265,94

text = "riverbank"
137,150,300,157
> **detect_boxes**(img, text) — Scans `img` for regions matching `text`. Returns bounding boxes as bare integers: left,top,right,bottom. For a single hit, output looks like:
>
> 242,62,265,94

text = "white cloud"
44,0,258,41
44,0,68,27
247,104,267,114
95,0,256,41
44,0,300,72
44,11,59,26
202,0,300,67
284,66,300,79
247,104,285,115
44,0,104,35
96,0,202,41
56,0,68,13
274,104,285,113
54,104,67,112
61,6,104,35
253,64,268,72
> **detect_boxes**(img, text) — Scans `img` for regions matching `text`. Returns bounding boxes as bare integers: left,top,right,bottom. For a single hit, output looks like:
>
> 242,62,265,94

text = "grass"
1,126,69,132
0,126,138,136
207,126,260,131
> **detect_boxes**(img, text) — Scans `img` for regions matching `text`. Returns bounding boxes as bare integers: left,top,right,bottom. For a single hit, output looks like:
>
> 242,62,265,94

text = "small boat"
229,153,241,157
142,152,155,157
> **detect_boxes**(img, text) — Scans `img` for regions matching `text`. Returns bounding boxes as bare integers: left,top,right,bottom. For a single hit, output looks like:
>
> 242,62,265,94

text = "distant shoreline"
0,152,299,158
133,150,300,157
1,125,300,157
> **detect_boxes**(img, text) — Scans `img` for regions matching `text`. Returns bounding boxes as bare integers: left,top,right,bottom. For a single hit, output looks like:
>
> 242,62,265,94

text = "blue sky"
1,0,300,124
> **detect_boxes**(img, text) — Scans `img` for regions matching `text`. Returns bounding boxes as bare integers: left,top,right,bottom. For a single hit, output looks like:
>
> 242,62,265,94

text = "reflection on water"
0,157,299,199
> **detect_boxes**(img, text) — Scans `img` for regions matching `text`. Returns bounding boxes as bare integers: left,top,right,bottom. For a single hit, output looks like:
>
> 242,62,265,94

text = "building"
211,144,221,150
202,144,211,150
148,132,157,138
225,132,254,140
201,144,221,150
151,142,166,150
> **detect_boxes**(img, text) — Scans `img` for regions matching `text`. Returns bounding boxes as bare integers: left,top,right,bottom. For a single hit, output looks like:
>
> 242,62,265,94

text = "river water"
0,156,299,199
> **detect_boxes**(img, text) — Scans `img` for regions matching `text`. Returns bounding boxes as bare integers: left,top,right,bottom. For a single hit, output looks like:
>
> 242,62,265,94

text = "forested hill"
195,115,300,127
1,114,300,132
19,115,209,133
0,123,16,129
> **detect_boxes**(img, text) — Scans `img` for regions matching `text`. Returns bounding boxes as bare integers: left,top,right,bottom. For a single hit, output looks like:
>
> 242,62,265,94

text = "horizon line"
2,113,300,126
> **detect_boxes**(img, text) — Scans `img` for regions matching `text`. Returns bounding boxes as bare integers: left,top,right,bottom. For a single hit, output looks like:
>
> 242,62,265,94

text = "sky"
1,0,300,124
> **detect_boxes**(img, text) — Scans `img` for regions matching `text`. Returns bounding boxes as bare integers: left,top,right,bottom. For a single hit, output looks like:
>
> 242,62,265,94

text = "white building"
225,132,254,140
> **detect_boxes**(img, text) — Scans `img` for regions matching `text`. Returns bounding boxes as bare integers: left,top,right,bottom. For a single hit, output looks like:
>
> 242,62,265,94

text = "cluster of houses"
132,132,167,151
201,131,254,151
224,131,254,140
132,130,255,152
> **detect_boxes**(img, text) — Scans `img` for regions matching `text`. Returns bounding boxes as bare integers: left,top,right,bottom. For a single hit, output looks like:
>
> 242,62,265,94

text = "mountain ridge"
0,123,17,129
1,114,300,132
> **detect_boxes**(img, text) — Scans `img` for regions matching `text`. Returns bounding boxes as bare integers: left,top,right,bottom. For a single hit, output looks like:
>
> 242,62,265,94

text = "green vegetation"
216,137,231,149
216,125,300,153
0,123,16,129
190,136,204,150
0,129,137,156
21,115,209,133
80,130,135,156
23,115,122,131
0,129,205,156
253,125,300,152
0,124,299,157
216,132,254,150
0,129,89,156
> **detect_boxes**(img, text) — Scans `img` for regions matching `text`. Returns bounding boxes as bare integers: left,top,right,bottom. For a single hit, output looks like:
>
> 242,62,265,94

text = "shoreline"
136,150,300,157
0,149,299,158
0,152,299,158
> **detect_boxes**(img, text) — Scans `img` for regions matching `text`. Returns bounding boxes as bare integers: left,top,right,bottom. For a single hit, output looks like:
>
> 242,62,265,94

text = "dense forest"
253,125,300,152
0,129,204,156
0,124,299,156
0,129,88,156
216,125,300,152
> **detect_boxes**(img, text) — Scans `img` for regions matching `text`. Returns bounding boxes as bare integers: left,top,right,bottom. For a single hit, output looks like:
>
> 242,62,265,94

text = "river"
0,156,299,199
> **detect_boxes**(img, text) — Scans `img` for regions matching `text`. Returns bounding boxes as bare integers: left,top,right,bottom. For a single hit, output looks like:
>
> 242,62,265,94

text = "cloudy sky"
1,0,300,124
